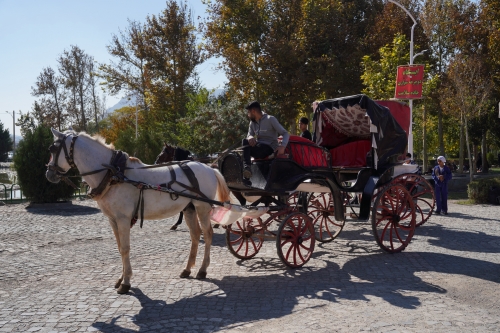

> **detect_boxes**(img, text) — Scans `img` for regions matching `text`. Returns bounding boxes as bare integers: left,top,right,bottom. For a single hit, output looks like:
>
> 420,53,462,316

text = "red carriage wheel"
371,184,416,253
308,193,345,242
225,218,264,259
287,192,299,205
392,174,435,227
287,192,308,213
276,212,316,268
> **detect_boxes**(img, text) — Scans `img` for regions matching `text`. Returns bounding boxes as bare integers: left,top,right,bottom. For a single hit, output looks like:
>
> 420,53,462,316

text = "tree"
361,33,412,99
99,1,201,143
87,58,106,132
301,0,384,101
144,0,203,119
99,20,150,110
16,109,38,137
177,88,248,155
441,54,492,182
366,0,426,54
0,121,13,162
58,45,93,131
13,125,76,203
31,66,67,130
203,0,268,101
204,0,384,130
99,106,143,146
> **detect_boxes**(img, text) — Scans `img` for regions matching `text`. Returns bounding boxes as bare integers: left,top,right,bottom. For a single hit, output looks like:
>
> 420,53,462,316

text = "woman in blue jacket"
432,156,453,215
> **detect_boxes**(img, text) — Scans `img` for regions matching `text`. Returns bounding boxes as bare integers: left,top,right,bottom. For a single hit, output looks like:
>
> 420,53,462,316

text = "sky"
0,0,227,139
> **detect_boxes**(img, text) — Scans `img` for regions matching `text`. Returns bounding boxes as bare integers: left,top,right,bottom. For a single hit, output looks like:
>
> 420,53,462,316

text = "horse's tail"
213,168,231,204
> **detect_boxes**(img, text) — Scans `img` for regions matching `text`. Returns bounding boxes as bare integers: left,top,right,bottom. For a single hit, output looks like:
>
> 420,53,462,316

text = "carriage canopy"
313,94,407,170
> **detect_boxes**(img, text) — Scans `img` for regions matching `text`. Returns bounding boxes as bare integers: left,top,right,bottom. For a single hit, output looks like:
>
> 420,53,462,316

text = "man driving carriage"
242,101,290,184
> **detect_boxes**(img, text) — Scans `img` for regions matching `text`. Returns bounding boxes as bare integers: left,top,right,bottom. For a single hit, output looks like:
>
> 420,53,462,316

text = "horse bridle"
48,133,111,189
47,134,80,188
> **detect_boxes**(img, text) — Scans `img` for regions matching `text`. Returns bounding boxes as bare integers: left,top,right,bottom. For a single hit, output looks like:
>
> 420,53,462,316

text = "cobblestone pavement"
1,199,499,333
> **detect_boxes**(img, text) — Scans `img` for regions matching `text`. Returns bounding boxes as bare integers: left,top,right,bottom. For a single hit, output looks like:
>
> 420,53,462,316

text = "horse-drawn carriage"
218,94,435,268
46,94,435,294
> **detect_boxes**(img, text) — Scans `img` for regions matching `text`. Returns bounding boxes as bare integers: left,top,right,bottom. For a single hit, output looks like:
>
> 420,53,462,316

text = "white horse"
46,128,231,294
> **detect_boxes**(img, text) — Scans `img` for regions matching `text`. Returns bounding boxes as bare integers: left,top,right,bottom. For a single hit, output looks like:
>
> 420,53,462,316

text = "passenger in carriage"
242,101,290,184
403,153,416,165
299,117,312,141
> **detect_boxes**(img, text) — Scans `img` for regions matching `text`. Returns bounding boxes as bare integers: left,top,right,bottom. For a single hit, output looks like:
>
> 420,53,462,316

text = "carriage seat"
329,140,371,167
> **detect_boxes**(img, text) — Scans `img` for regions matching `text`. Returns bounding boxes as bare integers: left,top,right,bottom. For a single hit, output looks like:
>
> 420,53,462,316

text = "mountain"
105,89,225,116
11,135,22,143
105,95,137,115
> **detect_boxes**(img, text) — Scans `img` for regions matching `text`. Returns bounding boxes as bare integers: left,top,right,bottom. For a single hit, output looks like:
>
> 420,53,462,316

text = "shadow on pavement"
421,224,500,253
444,211,500,222
90,250,500,332
26,203,101,216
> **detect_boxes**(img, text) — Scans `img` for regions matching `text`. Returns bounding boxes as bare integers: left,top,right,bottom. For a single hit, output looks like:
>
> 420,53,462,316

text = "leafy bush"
467,177,500,204
178,89,248,155
13,125,77,203
0,121,13,162
487,152,496,166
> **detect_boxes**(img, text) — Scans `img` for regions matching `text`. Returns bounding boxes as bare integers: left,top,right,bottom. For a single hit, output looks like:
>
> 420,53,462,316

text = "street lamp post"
388,0,424,156
4,111,16,157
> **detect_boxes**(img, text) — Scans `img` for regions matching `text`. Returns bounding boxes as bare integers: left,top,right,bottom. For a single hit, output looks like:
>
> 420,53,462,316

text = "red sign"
394,65,424,99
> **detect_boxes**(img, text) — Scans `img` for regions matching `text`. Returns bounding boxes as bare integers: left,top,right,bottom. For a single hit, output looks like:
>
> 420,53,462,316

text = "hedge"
13,125,78,203
467,177,500,204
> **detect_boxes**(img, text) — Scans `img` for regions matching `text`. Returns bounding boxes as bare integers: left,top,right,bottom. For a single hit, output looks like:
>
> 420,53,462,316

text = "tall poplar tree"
0,121,13,162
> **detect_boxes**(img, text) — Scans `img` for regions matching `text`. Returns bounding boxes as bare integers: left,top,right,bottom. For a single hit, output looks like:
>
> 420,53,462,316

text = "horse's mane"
74,131,115,150
73,131,147,165
128,156,143,163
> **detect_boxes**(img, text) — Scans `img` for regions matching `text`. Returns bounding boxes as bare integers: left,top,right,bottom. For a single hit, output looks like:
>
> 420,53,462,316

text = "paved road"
0,199,499,332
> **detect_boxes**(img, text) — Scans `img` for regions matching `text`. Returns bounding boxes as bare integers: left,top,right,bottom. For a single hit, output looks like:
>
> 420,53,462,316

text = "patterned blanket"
322,104,371,138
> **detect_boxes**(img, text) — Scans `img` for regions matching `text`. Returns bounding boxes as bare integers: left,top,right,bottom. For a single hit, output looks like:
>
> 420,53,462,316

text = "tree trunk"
482,130,488,173
459,112,464,174
422,103,427,173
464,115,474,183
438,108,445,156
290,116,297,135
79,90,86,131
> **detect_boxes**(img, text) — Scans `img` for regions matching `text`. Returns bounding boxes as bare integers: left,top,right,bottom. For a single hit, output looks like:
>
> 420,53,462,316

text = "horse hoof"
180,270,191,278
196,271,207,280
213,224,220,229
114,278,123,289
170,225,178,230
117,284,130,294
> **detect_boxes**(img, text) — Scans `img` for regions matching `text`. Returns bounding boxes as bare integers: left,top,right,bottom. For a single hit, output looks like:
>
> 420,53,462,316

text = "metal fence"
0,183,88,204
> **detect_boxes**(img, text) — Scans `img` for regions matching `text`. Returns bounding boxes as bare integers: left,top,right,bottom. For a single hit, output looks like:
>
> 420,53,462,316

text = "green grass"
455,199,475,205
448,191,468,200
489,167,500,174
448,190,475,205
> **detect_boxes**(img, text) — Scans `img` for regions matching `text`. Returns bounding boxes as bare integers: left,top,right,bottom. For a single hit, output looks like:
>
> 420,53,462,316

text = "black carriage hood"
314,94,407,170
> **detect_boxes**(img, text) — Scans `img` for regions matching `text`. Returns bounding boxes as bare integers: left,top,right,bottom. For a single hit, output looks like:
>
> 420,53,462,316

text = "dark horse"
154,143,192,230
155,143,191,165
155,143,246,230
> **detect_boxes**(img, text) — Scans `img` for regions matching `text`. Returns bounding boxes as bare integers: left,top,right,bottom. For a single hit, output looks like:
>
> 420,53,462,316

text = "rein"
48,134,221,228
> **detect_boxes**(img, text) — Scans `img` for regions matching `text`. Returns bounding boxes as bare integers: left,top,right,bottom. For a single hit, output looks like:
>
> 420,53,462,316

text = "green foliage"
177,90,248,155
0,121,13,162
204,0,384,127
487,152,496,166
13,125,77,203
361,33,411,99
467,177,500,204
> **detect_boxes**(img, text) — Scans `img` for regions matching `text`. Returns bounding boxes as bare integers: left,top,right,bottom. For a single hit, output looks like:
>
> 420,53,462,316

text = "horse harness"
49,133,208,228
48,133,127,197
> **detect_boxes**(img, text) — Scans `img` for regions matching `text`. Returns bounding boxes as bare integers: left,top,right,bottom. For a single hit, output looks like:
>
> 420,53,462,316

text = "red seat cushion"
285,135,330,168
330,140,372,167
